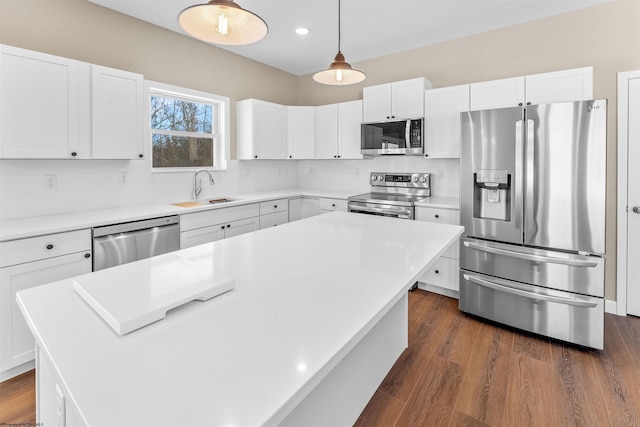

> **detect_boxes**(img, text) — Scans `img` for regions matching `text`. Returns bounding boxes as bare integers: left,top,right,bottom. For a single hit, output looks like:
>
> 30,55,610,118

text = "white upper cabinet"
525,66,593,105
469,76,525,111
337,100,363,159
0,44,79,159
363,77,431,122
314,104,339,159
237,99,287,159
286,106,315,159
424,84,470,158
90,65,144,160
0,45,144,160
470,66,593,110
315,101,363,159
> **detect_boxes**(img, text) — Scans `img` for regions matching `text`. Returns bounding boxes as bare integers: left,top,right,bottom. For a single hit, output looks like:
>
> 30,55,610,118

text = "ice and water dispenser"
473,170,511,221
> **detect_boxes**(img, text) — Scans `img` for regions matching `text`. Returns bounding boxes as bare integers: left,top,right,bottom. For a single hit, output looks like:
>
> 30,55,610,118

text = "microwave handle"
404,121,410,148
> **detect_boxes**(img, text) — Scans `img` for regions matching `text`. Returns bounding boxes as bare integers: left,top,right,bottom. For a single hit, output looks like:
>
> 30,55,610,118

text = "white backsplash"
0,156,459,220
297,157,460,198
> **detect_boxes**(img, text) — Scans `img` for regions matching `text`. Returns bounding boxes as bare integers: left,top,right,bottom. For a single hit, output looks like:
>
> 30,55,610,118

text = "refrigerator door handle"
515,119,523,231
463,240,599,267
463,273,599,308
525,118,535,236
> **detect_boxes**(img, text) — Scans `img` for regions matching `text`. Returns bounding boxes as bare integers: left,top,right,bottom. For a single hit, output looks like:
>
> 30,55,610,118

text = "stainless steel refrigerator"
459,99,607,349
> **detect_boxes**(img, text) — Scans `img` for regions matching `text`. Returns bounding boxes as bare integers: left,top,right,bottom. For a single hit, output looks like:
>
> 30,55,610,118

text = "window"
146,81,229,170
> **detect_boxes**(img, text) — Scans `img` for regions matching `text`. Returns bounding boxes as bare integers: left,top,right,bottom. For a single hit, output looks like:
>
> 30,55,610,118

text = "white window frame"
145,80,230,171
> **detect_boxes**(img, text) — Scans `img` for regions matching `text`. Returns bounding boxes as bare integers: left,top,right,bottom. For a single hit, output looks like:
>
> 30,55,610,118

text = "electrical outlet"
355,168,360,176
309,167,317,175
44,175,58,190
119,172,128,185
437,169,445,180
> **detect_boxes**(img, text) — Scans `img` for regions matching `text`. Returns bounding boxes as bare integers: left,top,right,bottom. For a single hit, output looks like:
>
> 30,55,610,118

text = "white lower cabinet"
259,198,289,229
180,204,260,249
0,230,92,377
415,206,460,295
319,198,348,214
289,198,320,221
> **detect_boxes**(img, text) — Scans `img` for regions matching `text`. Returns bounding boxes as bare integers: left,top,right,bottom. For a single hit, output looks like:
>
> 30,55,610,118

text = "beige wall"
2,0,639,300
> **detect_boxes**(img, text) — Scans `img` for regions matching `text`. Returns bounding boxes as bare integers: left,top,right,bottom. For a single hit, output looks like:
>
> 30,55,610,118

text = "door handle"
463,240,599,267
633,206,640,214
463,274,598,308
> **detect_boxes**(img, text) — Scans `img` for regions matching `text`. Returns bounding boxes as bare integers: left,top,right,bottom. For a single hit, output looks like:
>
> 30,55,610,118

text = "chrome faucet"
192,169,215,200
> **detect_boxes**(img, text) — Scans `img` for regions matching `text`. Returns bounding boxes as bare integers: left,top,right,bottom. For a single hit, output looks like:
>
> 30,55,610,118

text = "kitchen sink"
171,197,241,208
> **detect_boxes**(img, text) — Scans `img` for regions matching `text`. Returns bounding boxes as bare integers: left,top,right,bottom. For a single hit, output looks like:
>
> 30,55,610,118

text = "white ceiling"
87,0,612,76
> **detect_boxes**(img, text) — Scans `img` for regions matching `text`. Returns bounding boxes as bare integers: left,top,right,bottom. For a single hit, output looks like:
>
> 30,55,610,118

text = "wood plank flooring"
1,290,639,426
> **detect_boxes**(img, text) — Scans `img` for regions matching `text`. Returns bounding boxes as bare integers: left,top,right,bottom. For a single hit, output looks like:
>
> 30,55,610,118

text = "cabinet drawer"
180,204,259,232
0,229,91,268
420,256,459,291
260,210,289,229
319,198,348,212
415,207,459,225
180,225,225,249
259,198,289,215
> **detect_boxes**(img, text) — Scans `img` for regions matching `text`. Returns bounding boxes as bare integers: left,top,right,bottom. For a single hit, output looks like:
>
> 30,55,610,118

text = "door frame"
616,70,640,315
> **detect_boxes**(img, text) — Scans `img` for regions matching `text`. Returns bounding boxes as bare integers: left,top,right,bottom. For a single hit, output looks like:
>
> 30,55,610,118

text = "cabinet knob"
332,204,336,207
254,155,258,159
435,214,439,219
337,155,341,158
46,244,54,250
435,270,440,274
518,103,523,106
274,205,278,209
289,155,292,158
138,154,143,158
84,253,91,258
221,225,225,230
527,102,531,105
71,152,77,157
386,116,390,119
226,224,231,228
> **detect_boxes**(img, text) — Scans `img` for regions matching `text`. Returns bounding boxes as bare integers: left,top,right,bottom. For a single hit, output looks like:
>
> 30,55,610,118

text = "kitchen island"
17,212,463,427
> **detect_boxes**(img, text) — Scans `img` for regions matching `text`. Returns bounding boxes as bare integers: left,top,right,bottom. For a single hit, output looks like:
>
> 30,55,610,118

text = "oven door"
348,200,413,219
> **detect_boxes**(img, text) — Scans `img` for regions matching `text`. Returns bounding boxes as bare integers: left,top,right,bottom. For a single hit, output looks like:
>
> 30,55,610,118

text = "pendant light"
178,0,268,46
313,0,366,85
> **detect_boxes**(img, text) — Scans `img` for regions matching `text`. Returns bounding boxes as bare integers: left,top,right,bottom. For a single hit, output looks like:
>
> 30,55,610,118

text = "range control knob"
420,176,428,183
378,175,385,181
412,175,419,183
371,175,378,181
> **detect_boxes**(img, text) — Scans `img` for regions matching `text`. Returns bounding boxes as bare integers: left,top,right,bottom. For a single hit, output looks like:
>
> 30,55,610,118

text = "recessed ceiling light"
295,27,310,35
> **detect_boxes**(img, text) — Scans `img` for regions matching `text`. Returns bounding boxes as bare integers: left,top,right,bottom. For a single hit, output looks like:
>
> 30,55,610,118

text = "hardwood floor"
2,290,639,426
356,290,640,427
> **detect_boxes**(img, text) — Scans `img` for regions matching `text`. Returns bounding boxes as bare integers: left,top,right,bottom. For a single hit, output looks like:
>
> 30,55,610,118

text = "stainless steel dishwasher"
92,215,180,271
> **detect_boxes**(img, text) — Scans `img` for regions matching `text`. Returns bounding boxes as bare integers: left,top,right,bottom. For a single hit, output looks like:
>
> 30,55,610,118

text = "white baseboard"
417,282,459,300
0,360,35,383
605,298,618,315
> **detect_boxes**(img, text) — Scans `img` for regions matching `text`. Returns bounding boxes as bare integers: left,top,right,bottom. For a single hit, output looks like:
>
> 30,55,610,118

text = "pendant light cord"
338,0,341,53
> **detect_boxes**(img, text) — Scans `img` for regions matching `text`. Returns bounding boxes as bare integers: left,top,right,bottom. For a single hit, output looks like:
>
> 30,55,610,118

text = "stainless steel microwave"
361,118,424,156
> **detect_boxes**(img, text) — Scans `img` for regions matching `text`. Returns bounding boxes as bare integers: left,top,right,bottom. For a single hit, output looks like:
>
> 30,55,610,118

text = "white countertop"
17,212,464,427
0,188,458,242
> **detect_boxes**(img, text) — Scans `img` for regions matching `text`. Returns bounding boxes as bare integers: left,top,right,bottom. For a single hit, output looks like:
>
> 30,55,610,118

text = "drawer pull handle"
84,253,91,258
46,244,54,250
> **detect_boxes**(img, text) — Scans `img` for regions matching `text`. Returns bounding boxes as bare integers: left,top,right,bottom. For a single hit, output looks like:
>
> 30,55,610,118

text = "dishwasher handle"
93,216,179,238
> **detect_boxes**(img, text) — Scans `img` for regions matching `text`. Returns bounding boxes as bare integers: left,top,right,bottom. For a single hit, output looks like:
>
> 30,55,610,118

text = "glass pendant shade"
313,51,366,85
178,0,268,46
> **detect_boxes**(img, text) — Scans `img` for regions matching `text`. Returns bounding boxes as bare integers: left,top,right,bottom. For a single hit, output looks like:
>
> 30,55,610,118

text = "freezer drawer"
460,237,604,297
459,270,604,349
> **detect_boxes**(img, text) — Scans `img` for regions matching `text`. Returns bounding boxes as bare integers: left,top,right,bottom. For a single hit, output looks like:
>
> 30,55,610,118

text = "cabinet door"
224,217,259,238
91,65,144,159
0,252,91,371
424,85,469,158
525,67,593,105
289,198,319,221
180,225,225,249
259,211,289,229
287,106,315,159
253,100,287,159
0,45,79,159
392,78,427,119
319,198,348,212
363,83,392,122
469,76,525,110
338,100,363,159
415,207,460,259
315,104,339,159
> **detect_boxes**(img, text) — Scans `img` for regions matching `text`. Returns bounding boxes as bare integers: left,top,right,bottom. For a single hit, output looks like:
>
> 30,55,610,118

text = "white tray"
73,257,234,335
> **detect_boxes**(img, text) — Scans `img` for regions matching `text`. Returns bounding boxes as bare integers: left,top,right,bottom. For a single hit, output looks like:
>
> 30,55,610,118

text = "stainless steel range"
348,172,430,219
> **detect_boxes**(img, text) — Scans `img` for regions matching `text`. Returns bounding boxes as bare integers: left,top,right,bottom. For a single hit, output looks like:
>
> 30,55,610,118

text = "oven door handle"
463,241,599,268
349,205,412,218
462,274,599,308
